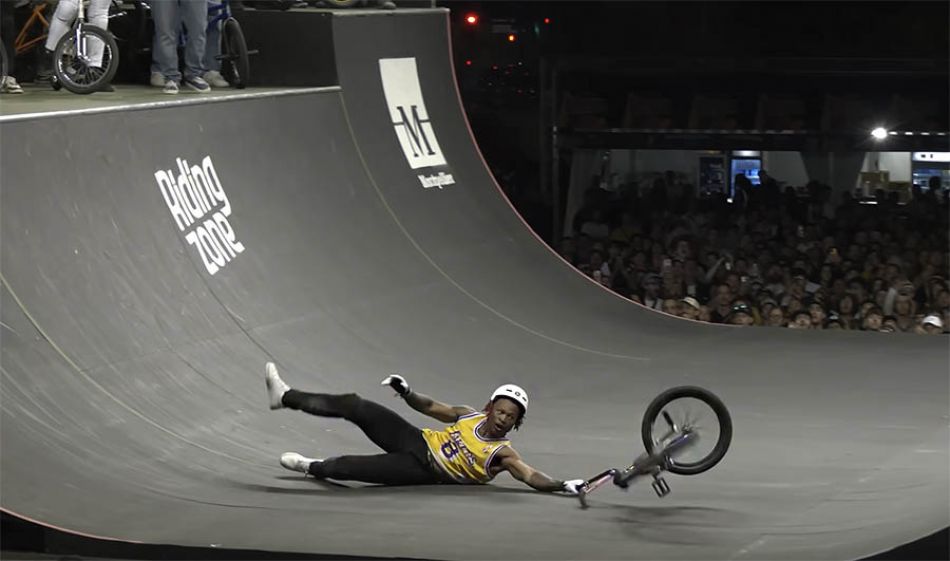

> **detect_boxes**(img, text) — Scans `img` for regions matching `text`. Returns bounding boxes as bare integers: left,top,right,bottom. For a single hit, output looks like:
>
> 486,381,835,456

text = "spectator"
679,296,701,320
825,313,844,329
861,307,884,331
788,310,812,329
920,314,944,335
556,170,947,335
0,0,23,93
661,299,681,316
726,302,755,326
836,294,858,328
891,296,917,332
584,250,610,279
708,284,733,323
641,274,662,310
765,306,786,327
807,301,826,330
151,0,212,94
201,0,230,88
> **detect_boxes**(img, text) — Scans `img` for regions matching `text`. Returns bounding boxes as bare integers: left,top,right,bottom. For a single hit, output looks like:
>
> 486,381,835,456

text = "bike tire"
641,386,732,476
220,17,249,89
53,26,119,95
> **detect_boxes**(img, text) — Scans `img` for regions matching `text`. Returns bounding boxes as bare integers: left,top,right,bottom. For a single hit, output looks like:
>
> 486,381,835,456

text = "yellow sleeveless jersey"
421,412,510,484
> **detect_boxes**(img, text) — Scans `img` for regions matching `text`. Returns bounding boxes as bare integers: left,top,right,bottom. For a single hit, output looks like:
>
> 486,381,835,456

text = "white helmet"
491,384,528,414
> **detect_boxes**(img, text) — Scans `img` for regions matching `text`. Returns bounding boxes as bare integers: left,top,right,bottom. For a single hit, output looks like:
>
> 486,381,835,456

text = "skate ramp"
1,9,947,561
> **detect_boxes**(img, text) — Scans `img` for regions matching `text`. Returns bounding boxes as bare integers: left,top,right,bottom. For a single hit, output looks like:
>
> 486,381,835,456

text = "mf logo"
379,57,446,170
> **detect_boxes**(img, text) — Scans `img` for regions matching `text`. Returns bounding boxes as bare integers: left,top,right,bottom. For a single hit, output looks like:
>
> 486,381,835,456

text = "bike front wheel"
53,25,119,94
641,386,732,476
220,18,249,89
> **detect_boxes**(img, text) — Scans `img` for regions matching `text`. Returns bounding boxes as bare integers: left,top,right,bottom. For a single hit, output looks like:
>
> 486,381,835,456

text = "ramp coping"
0,87,340,124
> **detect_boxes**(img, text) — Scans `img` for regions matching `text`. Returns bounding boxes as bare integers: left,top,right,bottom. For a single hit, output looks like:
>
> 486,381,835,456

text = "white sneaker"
183,75,211,93
280,452,321,475
150,71,166,87
203,70,230,88
162,80,179,95
264,362,290,410
0,76,24,94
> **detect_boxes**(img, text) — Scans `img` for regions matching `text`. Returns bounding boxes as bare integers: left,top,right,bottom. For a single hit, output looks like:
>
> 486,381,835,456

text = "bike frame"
206,0,232,32
71,0,92,63
577,424,698,509
14,2,51,56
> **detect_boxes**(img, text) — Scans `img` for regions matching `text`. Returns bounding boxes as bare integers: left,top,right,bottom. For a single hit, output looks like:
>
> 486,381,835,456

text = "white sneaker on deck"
280,452,321,475
264,361,290,410
203,70,230,88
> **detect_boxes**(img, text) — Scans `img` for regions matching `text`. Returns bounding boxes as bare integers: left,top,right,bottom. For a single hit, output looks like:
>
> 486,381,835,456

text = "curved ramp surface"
2,9,947,561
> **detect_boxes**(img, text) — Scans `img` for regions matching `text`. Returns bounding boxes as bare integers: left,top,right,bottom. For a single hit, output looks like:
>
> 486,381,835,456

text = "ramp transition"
1,9,947,561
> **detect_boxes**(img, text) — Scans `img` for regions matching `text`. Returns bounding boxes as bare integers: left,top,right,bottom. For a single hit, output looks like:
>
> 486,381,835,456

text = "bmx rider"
265,363,585,494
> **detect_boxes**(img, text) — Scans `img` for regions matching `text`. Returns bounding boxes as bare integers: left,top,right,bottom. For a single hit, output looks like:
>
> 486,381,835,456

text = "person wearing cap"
679,296,701,320
726,301,756,326
262,363,584,494
825,313,844,329
920,314,944,335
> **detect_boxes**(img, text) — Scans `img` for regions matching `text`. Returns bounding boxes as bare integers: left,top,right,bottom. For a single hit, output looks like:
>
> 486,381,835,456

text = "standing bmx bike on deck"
576,386,732,509
51,0,120,94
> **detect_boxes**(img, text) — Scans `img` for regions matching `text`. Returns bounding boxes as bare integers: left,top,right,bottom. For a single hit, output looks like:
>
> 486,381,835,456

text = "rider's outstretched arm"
497,448,567,492
380,374,475,423
404,391,475,423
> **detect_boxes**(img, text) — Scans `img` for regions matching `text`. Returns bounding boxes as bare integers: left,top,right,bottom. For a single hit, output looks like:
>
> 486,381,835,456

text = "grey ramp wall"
1,9,948,561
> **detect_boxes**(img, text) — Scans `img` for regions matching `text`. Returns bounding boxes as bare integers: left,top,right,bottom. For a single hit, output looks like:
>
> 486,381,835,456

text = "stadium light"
870,127,889,140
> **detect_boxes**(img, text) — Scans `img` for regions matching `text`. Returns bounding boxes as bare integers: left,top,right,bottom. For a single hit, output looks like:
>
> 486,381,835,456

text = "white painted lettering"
157,155,244,276
185,230,219,275
212,211,246,255
202,156,230,216
155,170,190,231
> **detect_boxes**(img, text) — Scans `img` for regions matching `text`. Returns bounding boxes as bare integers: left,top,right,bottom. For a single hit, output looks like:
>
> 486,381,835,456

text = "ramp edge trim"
0,87,341,124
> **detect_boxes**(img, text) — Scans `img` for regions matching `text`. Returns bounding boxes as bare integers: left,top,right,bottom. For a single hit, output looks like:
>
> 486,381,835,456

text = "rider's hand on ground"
561,479,586,495
380,374,411,396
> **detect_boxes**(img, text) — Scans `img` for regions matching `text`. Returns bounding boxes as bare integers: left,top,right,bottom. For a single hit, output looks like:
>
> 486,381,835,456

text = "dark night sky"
440,1,949,59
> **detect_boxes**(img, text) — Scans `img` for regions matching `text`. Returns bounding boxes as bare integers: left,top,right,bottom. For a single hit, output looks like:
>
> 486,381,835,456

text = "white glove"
561,479,586,495
380,374,411,396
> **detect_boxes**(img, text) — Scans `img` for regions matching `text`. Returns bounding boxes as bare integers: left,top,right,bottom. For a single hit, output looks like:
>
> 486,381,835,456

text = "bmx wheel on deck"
53,26,119,95
221,18,249,89
641,385,732,476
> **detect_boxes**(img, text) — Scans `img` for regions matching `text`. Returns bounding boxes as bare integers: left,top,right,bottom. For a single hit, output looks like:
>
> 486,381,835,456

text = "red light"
465,59,472,66
464,13,478,25
543,17,551,24
507,33,517,43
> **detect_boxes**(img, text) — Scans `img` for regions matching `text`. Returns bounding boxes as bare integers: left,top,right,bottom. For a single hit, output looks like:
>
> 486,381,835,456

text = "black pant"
282,390,442,486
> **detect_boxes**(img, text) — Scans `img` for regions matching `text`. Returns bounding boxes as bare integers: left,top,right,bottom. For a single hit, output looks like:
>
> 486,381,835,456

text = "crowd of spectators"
561,171,949,334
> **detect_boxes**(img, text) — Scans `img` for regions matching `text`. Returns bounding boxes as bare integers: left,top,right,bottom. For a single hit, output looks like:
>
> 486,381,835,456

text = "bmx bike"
576,386,732,509
209,0,256,89
51,0,120,94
